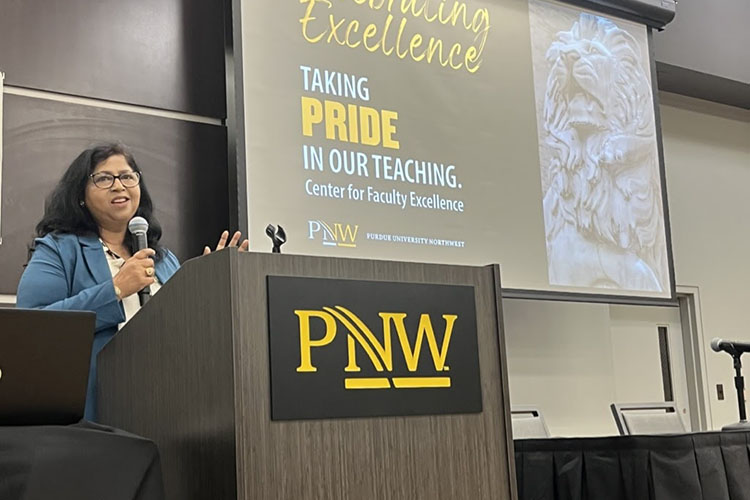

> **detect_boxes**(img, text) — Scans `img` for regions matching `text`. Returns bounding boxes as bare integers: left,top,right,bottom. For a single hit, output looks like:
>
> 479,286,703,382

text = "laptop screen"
0,309,95,425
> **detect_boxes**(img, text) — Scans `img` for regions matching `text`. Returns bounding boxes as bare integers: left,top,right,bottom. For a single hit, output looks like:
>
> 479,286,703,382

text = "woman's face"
84,154,141,231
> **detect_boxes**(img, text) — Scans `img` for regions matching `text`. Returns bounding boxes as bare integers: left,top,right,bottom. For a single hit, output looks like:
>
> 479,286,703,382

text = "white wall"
504,300,617,436
504,299,683,437
660,93,750,428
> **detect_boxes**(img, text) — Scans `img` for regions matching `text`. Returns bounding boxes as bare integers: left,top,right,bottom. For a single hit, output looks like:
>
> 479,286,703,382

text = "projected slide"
240,0,673,299
529,0,669,293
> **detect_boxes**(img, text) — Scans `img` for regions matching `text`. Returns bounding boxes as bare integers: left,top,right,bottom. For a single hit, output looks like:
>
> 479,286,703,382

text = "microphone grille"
710,338,723,352
128,216,149,235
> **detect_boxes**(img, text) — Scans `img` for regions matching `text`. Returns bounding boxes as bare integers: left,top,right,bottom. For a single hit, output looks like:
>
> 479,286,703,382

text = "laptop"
0,308,95,425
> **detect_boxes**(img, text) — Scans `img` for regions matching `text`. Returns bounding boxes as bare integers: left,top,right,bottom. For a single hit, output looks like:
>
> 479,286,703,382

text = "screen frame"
227,0,250,239
231,1,678,306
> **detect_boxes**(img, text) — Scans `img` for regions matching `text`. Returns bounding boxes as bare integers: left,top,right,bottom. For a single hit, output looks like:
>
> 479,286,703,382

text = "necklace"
100,238,124,260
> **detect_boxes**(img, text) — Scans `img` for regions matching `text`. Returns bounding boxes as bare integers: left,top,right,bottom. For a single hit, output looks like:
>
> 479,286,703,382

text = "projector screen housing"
559,0,676,29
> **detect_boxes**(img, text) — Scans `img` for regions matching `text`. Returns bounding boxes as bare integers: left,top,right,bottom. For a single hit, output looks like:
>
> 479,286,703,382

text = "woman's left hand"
203,230,249,255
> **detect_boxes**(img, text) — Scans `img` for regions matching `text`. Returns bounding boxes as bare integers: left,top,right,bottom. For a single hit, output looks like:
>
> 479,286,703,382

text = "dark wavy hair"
31,143,165,260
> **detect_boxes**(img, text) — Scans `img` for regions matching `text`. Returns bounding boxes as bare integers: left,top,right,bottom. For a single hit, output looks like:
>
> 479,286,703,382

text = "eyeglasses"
89,171,141,189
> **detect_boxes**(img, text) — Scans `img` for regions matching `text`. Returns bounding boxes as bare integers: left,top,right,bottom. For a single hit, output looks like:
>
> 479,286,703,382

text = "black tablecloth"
515,431,750,500
0,420,164,500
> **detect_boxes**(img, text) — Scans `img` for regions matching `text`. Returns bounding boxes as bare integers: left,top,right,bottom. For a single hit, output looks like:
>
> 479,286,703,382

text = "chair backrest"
610,402,686,435
511,406,550,439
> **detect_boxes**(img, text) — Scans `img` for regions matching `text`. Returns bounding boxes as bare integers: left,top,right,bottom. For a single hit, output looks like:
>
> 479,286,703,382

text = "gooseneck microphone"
710,338,750,356
265,224,286,253
128,216,151,306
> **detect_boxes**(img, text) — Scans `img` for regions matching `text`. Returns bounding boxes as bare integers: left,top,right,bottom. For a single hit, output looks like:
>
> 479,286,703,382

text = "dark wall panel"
0,94,228,293
0,0,226,118
657,63,750,110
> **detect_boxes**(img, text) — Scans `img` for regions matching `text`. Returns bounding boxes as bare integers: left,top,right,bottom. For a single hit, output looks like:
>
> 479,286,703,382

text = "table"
515,431,750,500
0,420,164,500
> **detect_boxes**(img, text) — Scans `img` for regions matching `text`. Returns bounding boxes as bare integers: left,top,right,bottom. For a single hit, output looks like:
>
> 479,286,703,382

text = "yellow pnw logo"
308,220,359,248
295,306,457,389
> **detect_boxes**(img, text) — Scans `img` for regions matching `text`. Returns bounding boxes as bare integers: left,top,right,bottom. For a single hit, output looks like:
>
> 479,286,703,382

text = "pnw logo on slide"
308,220,359,248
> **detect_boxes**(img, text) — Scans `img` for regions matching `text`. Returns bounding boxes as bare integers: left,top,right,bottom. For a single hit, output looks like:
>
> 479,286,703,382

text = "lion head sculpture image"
539,13,668,292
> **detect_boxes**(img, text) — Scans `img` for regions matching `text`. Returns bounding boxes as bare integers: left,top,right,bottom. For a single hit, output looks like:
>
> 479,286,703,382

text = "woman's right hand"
112,248,156,299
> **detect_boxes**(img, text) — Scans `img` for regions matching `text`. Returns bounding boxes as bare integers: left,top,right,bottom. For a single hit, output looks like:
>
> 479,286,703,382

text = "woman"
17,143,248,421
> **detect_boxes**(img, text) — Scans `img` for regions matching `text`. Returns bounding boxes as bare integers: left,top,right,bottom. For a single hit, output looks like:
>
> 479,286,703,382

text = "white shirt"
102,242,162,330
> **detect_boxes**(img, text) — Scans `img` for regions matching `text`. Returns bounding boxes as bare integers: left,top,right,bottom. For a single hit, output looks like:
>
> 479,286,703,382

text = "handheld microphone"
711,338,750,356
128,216,151,306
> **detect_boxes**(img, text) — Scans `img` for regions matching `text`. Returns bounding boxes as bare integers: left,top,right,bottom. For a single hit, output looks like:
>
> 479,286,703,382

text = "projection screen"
240,0,674,300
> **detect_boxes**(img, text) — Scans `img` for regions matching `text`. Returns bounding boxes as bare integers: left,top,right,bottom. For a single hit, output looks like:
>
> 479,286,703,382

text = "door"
609,304,691,430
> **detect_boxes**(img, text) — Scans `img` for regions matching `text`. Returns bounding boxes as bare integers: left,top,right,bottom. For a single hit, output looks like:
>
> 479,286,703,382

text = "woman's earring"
79,201,85,206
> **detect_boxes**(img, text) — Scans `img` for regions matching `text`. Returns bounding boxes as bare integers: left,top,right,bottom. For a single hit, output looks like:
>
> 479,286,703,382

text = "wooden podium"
98,249,517,500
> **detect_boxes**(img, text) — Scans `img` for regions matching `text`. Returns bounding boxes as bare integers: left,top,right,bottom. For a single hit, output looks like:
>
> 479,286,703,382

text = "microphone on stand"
128,216,151,306
710,337,750,431
711,338,750,356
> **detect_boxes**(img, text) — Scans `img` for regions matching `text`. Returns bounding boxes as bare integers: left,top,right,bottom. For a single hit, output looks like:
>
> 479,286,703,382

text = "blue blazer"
16,233,180,421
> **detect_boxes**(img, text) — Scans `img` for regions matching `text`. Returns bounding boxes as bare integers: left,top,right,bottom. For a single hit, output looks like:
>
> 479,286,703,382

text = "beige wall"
660,93,750,428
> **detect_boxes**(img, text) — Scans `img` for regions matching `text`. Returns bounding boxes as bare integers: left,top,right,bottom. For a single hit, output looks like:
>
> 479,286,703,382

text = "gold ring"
146,268,154,277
